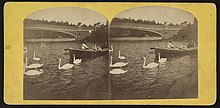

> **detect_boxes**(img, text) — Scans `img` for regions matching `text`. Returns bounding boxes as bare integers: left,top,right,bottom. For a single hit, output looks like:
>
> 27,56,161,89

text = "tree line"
172,18,198,41
111,17,186,26
85,21,108,44
24,18,104,28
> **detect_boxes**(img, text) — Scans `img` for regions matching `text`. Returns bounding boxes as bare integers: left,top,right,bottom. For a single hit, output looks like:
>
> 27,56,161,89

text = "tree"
77,22,82,31
77,22,82,26
172,18,198,41
85,23,108,43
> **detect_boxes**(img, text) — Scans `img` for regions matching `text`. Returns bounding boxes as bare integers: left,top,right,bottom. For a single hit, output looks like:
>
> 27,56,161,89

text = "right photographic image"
109,6,198,99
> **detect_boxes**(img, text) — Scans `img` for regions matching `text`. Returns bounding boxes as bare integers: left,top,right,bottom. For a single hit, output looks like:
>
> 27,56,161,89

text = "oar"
175,46,183,49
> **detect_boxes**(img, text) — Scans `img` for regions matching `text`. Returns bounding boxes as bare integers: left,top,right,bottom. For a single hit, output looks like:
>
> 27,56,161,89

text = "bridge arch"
142,29,163,37
24,27,77,39
110,26,164,37
24,7,108,40
110,6,197,39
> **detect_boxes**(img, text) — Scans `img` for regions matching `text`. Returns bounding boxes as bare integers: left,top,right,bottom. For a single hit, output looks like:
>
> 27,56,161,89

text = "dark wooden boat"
152,47,198,58
65,48,109,63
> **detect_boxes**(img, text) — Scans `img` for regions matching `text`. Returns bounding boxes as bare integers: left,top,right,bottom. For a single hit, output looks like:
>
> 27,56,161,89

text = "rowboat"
65,48,109,63
152,47,198,58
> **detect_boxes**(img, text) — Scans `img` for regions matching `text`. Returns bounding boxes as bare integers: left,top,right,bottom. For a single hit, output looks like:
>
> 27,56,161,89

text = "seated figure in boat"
81,40,89,49
167,39,175,48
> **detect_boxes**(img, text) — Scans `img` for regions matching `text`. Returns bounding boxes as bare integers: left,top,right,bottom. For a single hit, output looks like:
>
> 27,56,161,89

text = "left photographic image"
23,7,109,100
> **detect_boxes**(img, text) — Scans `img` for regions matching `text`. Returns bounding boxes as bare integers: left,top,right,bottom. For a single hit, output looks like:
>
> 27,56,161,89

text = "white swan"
143,57,159,69
110,56,128,68
73,54,82,65
109,68,128,75
109,45,113,52
25,58,44,69
58,58,74,69
158,53,167,64
33,52,40,61
118,50,126,60
24,69,43,76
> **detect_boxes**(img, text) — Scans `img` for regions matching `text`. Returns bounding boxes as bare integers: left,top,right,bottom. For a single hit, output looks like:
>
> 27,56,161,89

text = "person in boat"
187,40,196,48
167,39,176,48
93,43,102,50
81,40,89,49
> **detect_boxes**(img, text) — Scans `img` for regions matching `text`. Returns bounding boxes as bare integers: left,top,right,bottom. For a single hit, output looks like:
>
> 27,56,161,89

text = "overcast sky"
26,7,107,25
116,6,196,24
26,6,196,25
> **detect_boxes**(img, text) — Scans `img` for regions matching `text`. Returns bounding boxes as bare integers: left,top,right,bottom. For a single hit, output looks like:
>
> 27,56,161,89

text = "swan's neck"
143,59,146,68
158,54,161,61
73,55,75,61
110,57,113,65
111,45,113,51
58,59,61,69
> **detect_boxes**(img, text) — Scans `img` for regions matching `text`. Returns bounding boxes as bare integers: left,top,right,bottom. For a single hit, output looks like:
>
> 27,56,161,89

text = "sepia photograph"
109,6,198,99
23,7,109,100
4,2,216,105
23,6,198,100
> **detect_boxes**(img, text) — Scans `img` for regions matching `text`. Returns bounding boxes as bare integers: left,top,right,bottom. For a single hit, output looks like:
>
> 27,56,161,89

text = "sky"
26,7,107,25
26,6,196,25
115,6,196,24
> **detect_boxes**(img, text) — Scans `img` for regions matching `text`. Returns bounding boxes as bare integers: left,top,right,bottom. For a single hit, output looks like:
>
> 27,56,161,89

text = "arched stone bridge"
24,25,181,39
110,25,181,39
24,26,93,40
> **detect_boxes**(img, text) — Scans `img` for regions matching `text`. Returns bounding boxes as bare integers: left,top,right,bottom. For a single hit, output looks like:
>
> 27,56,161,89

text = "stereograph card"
4,2,216,105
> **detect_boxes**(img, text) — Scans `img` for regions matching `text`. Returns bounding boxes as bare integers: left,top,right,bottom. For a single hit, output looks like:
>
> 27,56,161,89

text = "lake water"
24,40,197,100
110,40,198,99
24,42,109,100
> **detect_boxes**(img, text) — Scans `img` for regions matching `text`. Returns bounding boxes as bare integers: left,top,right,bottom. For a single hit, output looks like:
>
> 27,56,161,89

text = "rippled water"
24,42,109,100
110,40,198,99
24,40,197,100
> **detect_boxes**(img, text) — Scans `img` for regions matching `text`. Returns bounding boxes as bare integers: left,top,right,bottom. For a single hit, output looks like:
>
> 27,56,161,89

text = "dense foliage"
172,18,198,41
85,22,108,43
24,18,99,28
111,17,182,26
